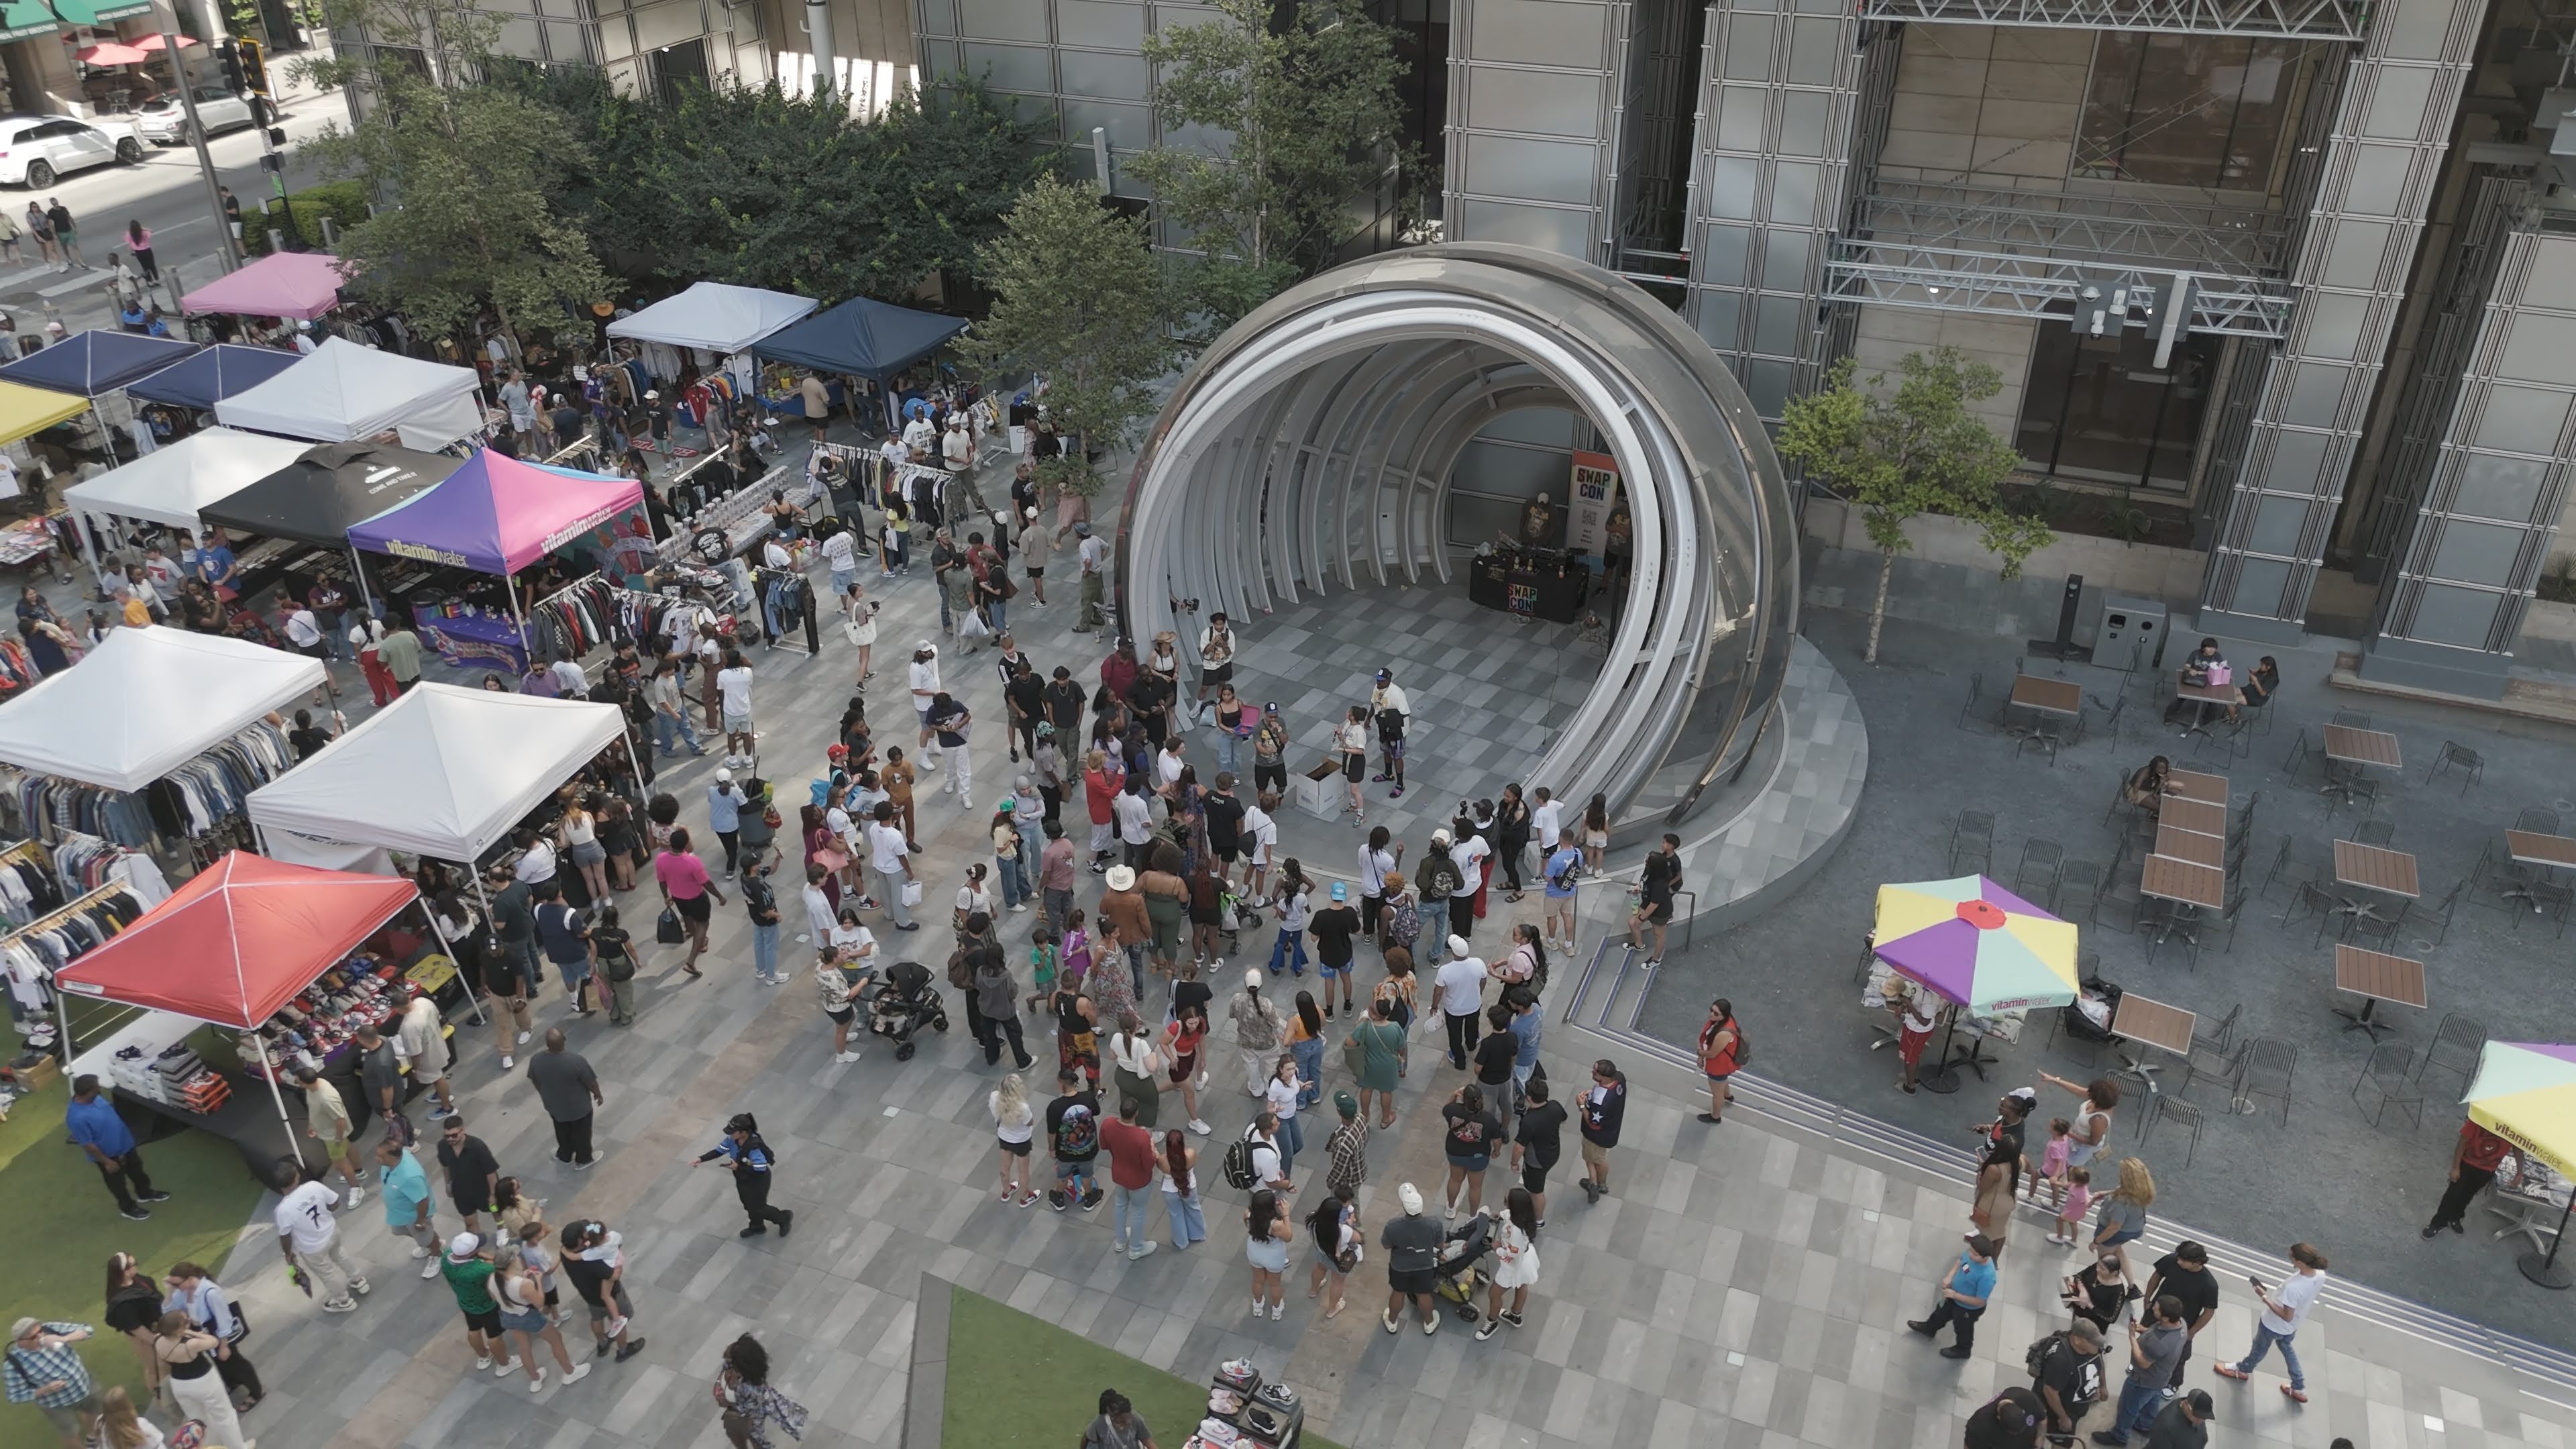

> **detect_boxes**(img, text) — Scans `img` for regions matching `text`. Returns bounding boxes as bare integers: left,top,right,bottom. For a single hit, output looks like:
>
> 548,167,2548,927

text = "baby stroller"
1430,1212,1495,1323
2053,976,2124,1063
863,959,948,1060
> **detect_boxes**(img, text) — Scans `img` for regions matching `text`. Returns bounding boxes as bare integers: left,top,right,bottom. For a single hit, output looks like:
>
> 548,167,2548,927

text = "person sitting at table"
2228,655,2278,723
2121,756,2173,815
2180,637,2227,685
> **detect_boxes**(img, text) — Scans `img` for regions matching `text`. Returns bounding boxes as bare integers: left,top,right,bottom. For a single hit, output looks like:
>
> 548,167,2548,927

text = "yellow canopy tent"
0,379,92,446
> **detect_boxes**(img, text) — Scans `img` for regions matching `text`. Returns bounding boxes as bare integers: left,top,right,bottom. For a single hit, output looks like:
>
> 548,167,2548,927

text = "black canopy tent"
748,296,968,428
197,442,470,615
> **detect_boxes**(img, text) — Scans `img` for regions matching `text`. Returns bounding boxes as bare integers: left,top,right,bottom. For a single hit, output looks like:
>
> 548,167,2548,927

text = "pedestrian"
274,1155,368,1314
692,1112,796,1240
1336,705,1370,822
431,1232,519,1378
2092,1295,2190,1446
374,1137,443,1279
1972,1137,2021,1259
2141,1240,2220,1389
989,1073,1038,1206
292,1063,366,1205
1302,1185,1360,1319
1231,968,1283,1097
1073,521,1108,631
1440,1083,1505,1220
1241,1110,1291,1195
1970,1388,2048,1449
1894,982,1941,1095
594,904,641,1024
496,1247,590,1393
1415,835,1460,952
1102,1096,1160,1261
1474,1002,1519,1107
1628,838,1676,965
1285,988,1327,1110
1446,818,1489,944
1349,997,1405,1129
100,1256,163,1408
160,1260,258,1410
655,826,727,976
1697,998,1743,1124
1512,1075,1568,1226
46,198,80,269
1310,881,1362,1017
1578,1059,1625,1204
525,1028,604,1169
709,769,749,875
1474,1187,1542,1340
2423,1119,2513,1238
1379,1182,1444,1336
2088,1158,2156,1273
64,1075,167,1222
531,880,598,1015
2137,1392,2214,1449
2212,1243,2328,1403
1243,1187,1290,1318
5,1317,104,1448
1046,1069,1105,1211
433,1114,502,1236
394,989,458,1117
1905,1233,1998,1360
714,1333,808,1449
929,690,975,810
1159,1128,1205,1251
1494,784,1533,900
148,1311,245,1445
1081,1389,1151,1449
2036,1071,2118,1173
560,1218,646,1362
978,944,1035,1071
2061,1247,2133,1338
2031,1321,2108,1446
1368,668,1408,796
1104,1010,1161,1124
865,801,920,932
378,617,424,693
1434,935,1488,1070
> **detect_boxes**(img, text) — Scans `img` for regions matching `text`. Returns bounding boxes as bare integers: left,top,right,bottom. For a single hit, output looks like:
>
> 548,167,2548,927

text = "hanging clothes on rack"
52,830,170,908
1,882,147,1029
0,839,61,926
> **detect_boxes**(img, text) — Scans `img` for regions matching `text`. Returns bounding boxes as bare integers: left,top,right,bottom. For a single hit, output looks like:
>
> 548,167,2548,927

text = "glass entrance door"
2015,325,2216,494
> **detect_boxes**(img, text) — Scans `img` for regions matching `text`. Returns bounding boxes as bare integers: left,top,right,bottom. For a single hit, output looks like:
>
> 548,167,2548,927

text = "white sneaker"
563,1364,591,1386
1010,903,1028,913
1128,1242,1157,1261
517,1030,533,1044
343,1187,364,1210
1188,1119,1212,1136
1445,1203,1459,1222
959,798,973,811
834,1051,863,1063
1269,1299,1285,1321
411,1242,433,1259
475,1355,494,1371
501,1055,515,1070
1193,1070,1210,1091
419,1258,439,1279
920,755,939,771
529,1366,549,1393
492,1357,520,1378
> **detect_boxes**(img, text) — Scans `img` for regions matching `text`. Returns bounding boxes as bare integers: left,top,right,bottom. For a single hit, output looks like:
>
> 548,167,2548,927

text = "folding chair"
2424,740,2483,795
2352,1042,2423,1130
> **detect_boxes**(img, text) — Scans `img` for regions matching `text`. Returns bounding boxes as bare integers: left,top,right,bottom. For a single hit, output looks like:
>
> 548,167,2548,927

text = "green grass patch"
943,1284,1348,1449
0,1071,265,1406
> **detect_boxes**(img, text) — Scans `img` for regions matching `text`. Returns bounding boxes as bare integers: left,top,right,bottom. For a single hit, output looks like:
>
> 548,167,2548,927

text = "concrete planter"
1803,497,2208,601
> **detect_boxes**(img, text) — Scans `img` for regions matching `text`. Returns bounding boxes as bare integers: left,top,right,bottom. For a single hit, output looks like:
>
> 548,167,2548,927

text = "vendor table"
2330,840,2420,924
2322,724,2403,804
68,1010,321,1176
2108,994,2196,1092
2331,943,2426,1038
415,604,531,674
1466,553,1589,624
2007,675,2082,759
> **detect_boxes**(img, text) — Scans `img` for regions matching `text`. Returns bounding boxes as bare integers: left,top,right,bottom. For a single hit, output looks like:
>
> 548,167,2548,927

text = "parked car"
0,114,143,187
136,87,264,145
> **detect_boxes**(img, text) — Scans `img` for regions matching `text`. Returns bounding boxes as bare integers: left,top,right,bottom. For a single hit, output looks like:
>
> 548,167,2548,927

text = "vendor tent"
0,626,323,792
198,441,466,548
345,447,644,576
215,337,484,451
126,343,303,412
178,250,349,321
0,331,199,397
0,379,93,446
606,282,817,354
54,853,419,1029
246,684,628,861
749,295,966,380
60,427,317,535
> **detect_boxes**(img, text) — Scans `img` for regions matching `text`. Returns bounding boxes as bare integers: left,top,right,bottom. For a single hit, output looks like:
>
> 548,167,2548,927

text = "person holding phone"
2212,1243,2328,1403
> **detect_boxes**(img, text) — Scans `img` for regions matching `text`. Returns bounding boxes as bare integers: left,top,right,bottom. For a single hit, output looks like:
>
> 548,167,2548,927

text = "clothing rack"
0,720,294,849
4,878,138,947
53,830,170,907
0,837,58,928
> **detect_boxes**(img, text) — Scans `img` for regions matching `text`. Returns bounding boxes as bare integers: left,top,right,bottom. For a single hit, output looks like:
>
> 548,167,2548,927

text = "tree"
959,177,1175,500
1776,347,2051,664
289,0,615,350
1125,0,1411,329
523,74,1054,302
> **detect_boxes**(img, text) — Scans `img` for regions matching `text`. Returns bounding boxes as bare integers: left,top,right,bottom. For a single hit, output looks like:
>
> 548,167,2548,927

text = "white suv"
135,87,262,146
0,115,142,187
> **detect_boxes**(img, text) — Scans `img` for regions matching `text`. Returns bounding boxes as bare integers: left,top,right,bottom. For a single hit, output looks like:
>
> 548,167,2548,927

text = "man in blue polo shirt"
1908,1233,1998,1359
65,1075,167,1222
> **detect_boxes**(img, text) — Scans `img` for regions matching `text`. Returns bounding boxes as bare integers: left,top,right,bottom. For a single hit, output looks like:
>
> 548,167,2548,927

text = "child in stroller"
865,959,949,1060
1429,1210,1495,1323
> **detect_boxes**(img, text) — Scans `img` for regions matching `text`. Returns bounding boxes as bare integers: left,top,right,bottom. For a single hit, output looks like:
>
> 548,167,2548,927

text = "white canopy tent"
606,282,818,354
0,627,324,792
244,684,627,861
213,337,486,451
58,428,322,582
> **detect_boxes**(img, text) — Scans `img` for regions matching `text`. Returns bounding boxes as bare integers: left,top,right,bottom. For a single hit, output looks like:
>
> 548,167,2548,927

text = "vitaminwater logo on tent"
384,540,468,567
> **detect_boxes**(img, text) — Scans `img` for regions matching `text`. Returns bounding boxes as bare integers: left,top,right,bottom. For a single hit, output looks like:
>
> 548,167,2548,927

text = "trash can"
2096,593,2167,672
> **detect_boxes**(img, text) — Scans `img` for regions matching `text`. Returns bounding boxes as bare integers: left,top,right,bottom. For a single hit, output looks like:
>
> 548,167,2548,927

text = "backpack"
1220,1133,1260,1190
1546,850,1582,892
1385,893,1419,945
947,943,977,991
2026,1333,2100,1405
1420,855,1460,900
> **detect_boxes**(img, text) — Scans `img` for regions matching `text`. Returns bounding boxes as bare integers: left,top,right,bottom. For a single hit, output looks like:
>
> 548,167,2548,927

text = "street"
0,86,338,327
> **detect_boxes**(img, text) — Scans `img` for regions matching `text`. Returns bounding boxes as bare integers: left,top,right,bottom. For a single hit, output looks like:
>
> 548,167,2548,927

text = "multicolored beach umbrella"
1872,875,2081,1014
2463,1042,2576,1180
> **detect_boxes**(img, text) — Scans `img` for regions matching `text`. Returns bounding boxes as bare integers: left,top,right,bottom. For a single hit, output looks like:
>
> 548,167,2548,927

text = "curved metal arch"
1116,243,1801,832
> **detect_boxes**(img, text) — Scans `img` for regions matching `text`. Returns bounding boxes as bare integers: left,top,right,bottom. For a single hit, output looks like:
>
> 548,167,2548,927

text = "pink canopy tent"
179,251,350,321
345,448,646,577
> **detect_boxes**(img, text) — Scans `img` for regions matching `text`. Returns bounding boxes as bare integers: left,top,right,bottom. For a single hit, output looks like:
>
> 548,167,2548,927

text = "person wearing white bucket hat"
1380,1183,1445,1336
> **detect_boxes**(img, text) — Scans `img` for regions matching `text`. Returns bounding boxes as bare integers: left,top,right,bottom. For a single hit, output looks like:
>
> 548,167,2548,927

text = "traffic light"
216,38,244,94
237,38,268,96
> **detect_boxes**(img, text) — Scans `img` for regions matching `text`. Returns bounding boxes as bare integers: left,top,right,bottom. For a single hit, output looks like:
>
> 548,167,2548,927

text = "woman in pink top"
654,826,727,977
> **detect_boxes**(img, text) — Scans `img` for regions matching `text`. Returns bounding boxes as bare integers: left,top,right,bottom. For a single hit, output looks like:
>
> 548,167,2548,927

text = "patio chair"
2514,806,2561,837
2226,792,2263,851
2012,839,2064,902
2139,1093,2207,1167
2418,880,2465,947
2331,710,2373,730
1956,672,1989,733
2413,1013,2485,1091
2192,714,2252,765
2352,1042,2423,1130
2257,836,2298,901
1947,809,1995,877
2351,818,2395,847
2282,728,2318,783
2097,840,2143,935
2052,860,2104,925
2179,1037,2246,1104
2192,1002,2242,1057
2424,740,2483,795
2045,1001,2110,1070
2513,878,2574,937
2347,898,2410,953
2280,879,2345,949
2238,1038,2298,1124
2323,773,2381,820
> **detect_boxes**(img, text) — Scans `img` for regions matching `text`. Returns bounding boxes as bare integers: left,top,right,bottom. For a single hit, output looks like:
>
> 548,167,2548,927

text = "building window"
2074,34,2296,192
2015,325,2218,494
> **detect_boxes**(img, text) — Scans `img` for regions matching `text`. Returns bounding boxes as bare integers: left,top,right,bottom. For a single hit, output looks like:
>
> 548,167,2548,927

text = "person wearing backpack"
1415,831,1460,947
1906,1232,1998,1359
2029,1321,2107,1444
1697,999,1743,1126
1541,827,1583,954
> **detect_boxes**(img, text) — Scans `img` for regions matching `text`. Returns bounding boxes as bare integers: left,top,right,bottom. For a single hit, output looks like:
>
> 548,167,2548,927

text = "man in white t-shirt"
1447,830,1491,948
715,649,756,765
1433,936,1489,1070
877,435,906,473
2214,1242,2329,1400
282,603,324,658
1113,788,1156,869
902,412,935,460
274,1159,369,1311
1528,789,1563,870
1240,796,1278,897
941,419,973,472
820,524,859,596
549,656,588,697
908,643,945,767
864,803,918,931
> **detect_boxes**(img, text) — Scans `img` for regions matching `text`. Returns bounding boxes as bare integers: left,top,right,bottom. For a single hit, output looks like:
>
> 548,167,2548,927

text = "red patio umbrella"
131,33,200,50
76,42,152,65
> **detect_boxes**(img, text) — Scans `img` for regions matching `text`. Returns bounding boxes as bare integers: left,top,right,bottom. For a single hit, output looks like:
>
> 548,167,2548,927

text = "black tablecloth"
1467,555,1589,624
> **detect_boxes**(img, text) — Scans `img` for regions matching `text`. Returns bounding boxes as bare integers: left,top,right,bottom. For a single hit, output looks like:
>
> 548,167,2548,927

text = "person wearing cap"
1073,521,1110,631
708,769,750,877
1230,968,1285,1097
1906,1232,1998,1360
65,1073,165,1223
1002,653,1045,763
1578,1059,1626,1203
692,1113,795,1240
1379,1183,1445,1335
561,1220,647,1363
2139,1391,2213,1449
2096,1295,2191,1446
1018,506,1053,606
1370,669,1409,797
1250,700,1290,802
1415,829,1461,953
1968,1387,2047,1449
1434,934,1489,1070
5,1317,102,1446
1309,880,1364,1018
2141,1240,2220,1392
1099,865,1152,999
437,1231,519,1375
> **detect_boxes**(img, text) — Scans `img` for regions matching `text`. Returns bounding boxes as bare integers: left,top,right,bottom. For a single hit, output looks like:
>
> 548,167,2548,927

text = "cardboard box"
1293,759,1342,821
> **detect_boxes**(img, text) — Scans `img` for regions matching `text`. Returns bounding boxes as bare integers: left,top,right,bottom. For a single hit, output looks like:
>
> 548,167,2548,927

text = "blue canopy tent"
127,343,303,412
749,296,967,427
0,331,201,397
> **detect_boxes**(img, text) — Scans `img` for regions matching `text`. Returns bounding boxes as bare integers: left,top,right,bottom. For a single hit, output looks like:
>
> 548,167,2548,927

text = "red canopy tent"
56,851,419,1029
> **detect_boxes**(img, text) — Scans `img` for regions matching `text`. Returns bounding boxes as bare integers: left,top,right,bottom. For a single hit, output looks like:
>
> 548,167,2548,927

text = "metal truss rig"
1860,0,2367,40
1862,181,2290,273
1825,237,2295,337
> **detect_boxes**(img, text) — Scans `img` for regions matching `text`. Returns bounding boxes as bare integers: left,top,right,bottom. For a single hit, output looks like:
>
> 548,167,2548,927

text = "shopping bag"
900,879,924,908
656,906,686,944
